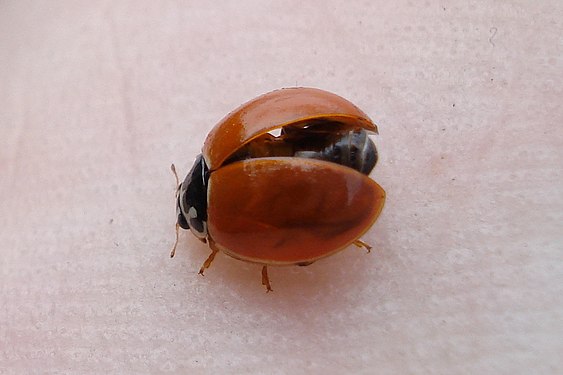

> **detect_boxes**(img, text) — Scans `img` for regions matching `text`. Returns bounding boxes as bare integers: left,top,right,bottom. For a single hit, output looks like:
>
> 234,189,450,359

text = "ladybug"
171,87,385,291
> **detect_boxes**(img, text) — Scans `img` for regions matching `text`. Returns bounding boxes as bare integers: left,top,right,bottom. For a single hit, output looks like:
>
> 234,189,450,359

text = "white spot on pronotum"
179,184,188,215
188,206,207,239
268,128,282,137
188,206,198,219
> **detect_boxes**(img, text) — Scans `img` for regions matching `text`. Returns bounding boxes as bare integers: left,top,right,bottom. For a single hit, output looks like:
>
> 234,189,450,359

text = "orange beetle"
171,87,386,291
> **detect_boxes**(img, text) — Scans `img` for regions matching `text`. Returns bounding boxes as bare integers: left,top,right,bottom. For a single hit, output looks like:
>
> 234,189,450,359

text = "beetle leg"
353,239,372,253
170,163,180,194
170,223,180,258
198,239,219,275
261,265,273,292
170,164,184,258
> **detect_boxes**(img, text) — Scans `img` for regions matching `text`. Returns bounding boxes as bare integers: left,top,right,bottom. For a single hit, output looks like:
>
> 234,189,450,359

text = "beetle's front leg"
170,223,180,258
261,265,273,292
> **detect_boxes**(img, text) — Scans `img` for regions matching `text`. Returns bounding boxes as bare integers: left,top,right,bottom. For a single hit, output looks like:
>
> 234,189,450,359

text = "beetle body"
173,88,386,290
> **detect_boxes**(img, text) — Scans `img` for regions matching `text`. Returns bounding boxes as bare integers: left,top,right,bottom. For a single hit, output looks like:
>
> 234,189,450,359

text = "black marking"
293,128,378,175
189,215,205,234
177,209,189,230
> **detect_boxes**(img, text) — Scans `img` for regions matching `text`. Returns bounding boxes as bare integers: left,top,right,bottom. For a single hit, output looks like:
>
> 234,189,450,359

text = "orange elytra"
171,87,386,291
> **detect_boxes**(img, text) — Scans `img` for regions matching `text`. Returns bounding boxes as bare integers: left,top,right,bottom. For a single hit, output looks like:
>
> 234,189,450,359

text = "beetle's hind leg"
353,239,372,253
261,265,273,293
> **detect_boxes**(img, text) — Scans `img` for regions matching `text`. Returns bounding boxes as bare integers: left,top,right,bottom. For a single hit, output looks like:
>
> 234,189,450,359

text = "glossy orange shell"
207,158,386,265
202,87,378,170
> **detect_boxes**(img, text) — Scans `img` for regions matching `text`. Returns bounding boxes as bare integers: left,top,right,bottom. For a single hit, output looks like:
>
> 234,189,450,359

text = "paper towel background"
1,1,562,374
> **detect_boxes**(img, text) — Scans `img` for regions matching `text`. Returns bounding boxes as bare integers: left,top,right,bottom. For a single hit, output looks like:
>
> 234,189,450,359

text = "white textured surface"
1,1,562,374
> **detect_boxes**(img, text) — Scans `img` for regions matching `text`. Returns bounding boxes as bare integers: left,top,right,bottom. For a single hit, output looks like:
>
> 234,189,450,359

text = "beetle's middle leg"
199,238,220,275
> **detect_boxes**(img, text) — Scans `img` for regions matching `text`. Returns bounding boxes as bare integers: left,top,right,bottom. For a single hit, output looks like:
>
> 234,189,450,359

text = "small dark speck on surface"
109,218,114,224
452,103,456,107
442,128,446,131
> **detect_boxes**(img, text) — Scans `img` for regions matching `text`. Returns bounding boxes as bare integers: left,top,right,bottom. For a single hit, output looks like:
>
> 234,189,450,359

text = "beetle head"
345,129,378,175
177,154,209,241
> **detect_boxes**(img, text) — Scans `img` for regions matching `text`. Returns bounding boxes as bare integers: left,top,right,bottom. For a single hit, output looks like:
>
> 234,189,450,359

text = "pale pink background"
1,1,562,374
